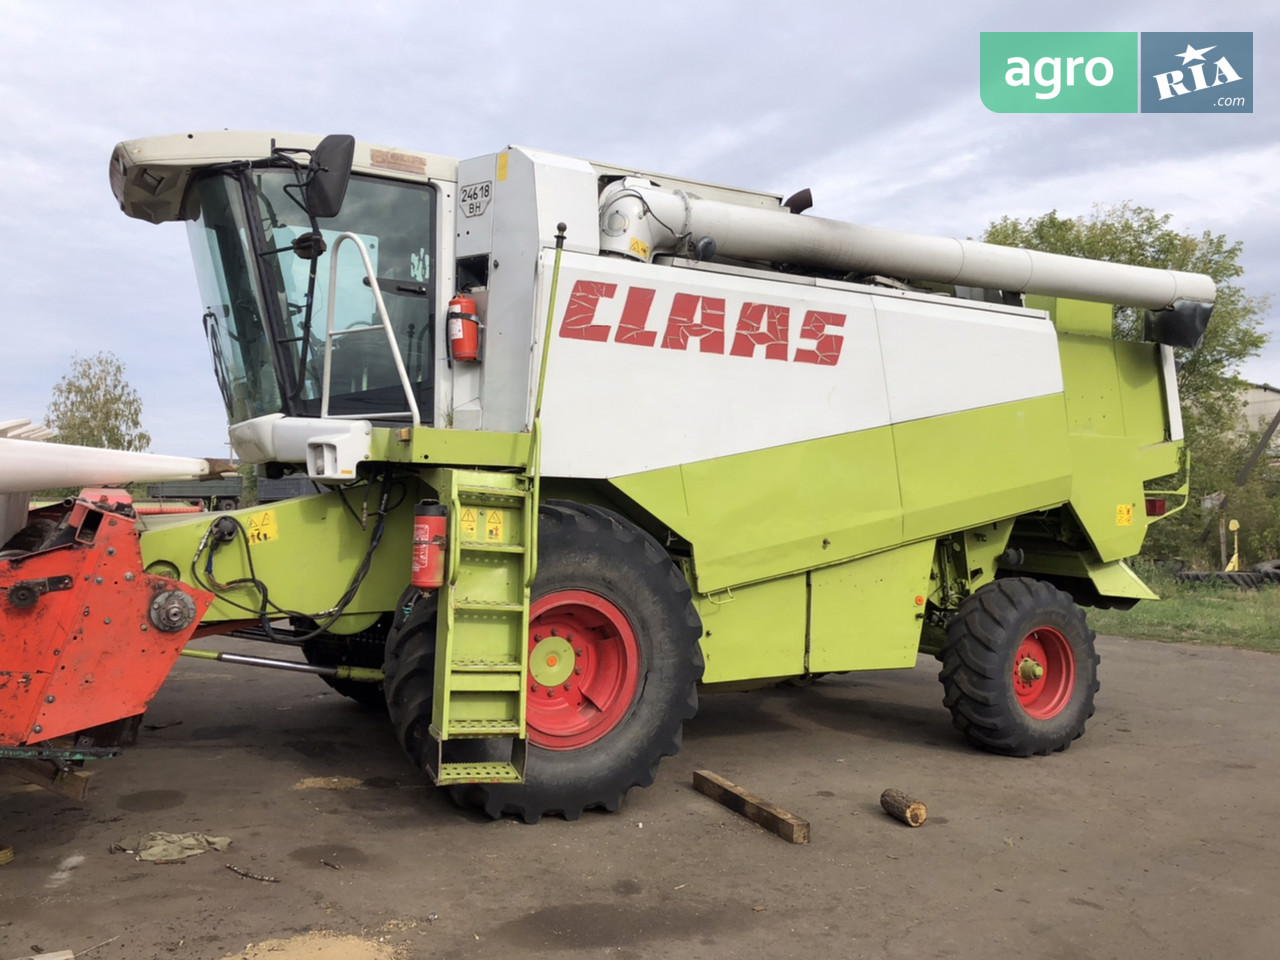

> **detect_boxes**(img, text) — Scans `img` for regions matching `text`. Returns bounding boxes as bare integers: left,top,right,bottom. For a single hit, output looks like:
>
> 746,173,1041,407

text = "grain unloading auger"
2,132,1212,819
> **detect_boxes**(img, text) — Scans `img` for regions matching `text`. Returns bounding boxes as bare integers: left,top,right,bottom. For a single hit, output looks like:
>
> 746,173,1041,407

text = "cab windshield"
186,168,436,425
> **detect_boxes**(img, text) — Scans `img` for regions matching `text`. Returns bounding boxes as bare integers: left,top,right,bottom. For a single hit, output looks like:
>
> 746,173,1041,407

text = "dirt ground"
3,633,1278,960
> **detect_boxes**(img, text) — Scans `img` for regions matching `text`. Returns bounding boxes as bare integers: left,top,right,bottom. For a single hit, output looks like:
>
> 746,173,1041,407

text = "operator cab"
112,132,443,430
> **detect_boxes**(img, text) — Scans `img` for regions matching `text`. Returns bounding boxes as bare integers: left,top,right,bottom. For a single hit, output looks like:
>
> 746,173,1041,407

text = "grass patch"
1086,563,1280,653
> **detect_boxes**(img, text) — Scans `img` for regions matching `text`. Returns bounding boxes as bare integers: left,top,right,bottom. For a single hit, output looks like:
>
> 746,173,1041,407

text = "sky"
0,0,1275,457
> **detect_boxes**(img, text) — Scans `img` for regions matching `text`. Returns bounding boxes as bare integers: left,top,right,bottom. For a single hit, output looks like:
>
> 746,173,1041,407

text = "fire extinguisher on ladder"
411,502,448,589
448,294,482,362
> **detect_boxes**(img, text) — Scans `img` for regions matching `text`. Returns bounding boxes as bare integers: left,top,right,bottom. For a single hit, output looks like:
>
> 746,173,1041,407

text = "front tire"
939,577,1099,756
386,502,704,823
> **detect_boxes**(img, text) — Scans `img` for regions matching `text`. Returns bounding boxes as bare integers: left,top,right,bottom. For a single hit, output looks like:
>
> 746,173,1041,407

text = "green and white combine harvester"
0,133,1214,821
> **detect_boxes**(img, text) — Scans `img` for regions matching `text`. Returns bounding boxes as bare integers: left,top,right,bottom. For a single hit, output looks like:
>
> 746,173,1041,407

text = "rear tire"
385,502,703,822
939,577,1099,757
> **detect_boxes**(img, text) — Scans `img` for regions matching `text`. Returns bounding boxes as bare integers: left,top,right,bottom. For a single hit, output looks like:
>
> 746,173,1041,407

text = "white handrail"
320,232,422,427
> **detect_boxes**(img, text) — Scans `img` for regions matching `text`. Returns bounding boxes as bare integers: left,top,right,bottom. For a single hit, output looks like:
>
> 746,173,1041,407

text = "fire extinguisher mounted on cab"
448,294,482,362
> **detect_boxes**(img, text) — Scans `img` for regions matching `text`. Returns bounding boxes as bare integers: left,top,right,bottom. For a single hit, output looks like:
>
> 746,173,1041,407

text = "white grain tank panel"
535,251,892,478
454,153,497,259
467,148,599,432
515,147,601,257
874,297,1063,424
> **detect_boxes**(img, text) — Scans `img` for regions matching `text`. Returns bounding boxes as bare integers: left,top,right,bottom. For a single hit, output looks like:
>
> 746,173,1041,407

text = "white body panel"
535,252,1063,478
228,414,372,479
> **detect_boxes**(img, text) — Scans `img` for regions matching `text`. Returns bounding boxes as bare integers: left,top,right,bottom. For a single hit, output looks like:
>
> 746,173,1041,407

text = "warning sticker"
1116,504,1134,527
486,510,504,542
246,510,278,544
460,508,478,541
629,236,651,260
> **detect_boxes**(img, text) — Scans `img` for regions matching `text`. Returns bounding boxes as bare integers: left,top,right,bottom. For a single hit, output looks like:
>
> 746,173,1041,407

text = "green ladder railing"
421,467,534,784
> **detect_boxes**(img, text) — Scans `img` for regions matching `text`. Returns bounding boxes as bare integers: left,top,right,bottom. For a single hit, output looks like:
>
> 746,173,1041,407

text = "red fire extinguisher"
448,294,482,362
411,502,448,589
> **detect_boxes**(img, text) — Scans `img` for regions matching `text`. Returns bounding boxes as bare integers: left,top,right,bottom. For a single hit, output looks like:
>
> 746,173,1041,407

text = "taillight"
1145,498,1167,516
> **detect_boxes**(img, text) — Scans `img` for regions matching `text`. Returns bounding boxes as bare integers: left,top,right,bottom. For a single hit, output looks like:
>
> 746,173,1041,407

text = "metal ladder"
422,467,535,784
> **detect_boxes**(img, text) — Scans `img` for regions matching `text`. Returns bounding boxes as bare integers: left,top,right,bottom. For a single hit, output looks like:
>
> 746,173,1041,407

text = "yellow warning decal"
246,510,278,544
496,152,509,182
629,237,650,260
486,510,505,543
460,508,478,541
1116,504,1134,527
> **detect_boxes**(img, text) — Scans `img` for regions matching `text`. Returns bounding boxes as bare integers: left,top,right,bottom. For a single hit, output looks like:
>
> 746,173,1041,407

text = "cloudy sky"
0,1,1275,457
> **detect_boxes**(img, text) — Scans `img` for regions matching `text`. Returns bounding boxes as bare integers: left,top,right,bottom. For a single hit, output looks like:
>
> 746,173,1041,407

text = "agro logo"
1140,33,1252,113
979,33,1138,113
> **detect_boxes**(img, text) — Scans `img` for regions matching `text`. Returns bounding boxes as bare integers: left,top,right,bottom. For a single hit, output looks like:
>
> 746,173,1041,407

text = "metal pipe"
180,647,382,682
0,440,233,496
600,182,1217,310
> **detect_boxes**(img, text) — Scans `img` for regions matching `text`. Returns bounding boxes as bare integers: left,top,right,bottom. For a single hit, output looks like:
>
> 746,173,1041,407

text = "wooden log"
692,770,809,844
880,788,927,827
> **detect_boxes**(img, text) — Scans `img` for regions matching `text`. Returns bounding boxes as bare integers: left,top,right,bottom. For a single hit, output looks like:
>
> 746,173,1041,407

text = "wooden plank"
692,769,809,844
0,759,92,802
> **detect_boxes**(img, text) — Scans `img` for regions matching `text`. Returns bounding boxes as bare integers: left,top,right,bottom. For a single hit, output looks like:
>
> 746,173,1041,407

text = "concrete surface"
2,634,1278,960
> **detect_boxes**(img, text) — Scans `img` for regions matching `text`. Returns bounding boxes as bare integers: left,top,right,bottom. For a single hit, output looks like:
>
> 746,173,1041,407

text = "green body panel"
1065,435,1145,560
613,395,1072,595
375,427,531,469
1050,301,1179,562
138,490,416,623
893,395,1072,542
1086,558,1160,601
669,426,903,592
694,575,807,683
809,540,935,672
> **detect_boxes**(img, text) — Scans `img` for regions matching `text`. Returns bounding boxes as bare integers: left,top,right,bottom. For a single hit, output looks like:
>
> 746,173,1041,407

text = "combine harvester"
1,133,1213,820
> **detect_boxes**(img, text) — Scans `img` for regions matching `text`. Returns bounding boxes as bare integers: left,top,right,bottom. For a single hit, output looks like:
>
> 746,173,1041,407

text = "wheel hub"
1017,657,1045,684
1013,627,1075,720
530,635,575,687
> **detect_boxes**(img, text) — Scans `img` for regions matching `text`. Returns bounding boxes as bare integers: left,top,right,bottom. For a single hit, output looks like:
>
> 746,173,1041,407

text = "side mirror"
305,134,355,219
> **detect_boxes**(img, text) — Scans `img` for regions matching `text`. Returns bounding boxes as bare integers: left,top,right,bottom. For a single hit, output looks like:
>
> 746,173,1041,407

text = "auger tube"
599,182,1217,310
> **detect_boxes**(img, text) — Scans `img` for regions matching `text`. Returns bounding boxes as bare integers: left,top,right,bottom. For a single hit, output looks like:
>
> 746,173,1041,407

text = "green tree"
983,203,1272,566
46,351,152,451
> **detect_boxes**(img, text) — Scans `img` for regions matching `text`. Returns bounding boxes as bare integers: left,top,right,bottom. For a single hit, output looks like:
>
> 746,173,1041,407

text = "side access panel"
808,540,935,672
693,540,935,683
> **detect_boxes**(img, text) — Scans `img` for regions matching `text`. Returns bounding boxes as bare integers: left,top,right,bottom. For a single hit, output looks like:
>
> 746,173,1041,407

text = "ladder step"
436,761,524,784
446,673,523,692
460,541,525,554
452,658,523,672
453,599,525,612
444,720,523,738
458,482,527,495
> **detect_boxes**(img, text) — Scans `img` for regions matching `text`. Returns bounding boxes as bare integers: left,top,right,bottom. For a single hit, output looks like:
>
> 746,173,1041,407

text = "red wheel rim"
526,590,640,750
1013,626,1075,720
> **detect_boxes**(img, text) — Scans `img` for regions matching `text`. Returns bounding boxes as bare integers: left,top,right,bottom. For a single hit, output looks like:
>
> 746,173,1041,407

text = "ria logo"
1141,33,1252,112
1153,43,1243,100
